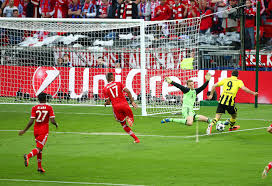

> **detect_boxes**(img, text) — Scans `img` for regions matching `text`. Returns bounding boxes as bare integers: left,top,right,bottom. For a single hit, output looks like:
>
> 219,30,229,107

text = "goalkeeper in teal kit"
161,73,212,126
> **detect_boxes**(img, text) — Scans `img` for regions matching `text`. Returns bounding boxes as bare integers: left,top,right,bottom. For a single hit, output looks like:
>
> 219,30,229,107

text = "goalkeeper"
161,73,212,126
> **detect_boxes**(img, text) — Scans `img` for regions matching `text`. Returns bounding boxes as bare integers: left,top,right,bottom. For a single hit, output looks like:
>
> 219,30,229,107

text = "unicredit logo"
32,67,61,97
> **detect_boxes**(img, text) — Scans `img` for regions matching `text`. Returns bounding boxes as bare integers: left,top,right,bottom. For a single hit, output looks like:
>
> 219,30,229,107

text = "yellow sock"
211,118,218,126
230,118,236,126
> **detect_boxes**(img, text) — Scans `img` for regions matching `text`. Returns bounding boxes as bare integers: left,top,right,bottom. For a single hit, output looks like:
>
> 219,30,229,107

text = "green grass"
0,104,272,186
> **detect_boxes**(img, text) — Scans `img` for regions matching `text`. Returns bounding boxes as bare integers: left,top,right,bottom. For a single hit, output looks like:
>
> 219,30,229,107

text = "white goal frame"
0,17,201,116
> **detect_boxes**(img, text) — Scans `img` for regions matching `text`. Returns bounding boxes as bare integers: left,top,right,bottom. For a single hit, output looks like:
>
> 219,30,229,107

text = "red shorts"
113,104,134,123
35,133,48,150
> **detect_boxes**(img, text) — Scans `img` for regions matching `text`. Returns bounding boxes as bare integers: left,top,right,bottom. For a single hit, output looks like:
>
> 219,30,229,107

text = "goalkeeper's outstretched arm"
165,77,190,93
194,72,211,94
171,82,190,93
195,81,209,94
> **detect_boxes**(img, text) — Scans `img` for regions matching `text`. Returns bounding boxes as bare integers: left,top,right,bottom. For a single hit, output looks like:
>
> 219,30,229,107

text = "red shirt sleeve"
49,105,55,118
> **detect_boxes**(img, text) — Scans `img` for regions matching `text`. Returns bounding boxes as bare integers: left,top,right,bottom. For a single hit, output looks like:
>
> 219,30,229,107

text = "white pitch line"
0,178,145,186
0,110,271,121
0,127,267,138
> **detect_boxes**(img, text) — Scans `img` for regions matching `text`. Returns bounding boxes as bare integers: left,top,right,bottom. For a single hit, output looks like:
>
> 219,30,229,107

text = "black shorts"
216,103,237,115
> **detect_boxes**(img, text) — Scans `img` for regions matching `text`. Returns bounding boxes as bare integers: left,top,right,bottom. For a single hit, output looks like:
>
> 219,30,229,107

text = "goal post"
0,17,201,116
143,18,201,115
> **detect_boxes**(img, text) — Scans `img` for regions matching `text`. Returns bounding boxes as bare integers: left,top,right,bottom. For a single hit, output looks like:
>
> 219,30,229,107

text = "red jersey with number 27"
31,104,55,135
103,81,129,108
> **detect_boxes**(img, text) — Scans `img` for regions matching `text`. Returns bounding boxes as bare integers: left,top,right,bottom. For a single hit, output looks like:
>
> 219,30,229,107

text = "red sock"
121,122,138,141
27,148,39,159
37,152,42,168
268,162,272,170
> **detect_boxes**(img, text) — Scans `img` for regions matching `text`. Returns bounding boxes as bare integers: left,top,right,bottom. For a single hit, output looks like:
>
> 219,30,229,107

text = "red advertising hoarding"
0,66,271,104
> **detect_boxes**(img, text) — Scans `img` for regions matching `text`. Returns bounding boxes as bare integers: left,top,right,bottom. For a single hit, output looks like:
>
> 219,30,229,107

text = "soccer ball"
216,121,225,132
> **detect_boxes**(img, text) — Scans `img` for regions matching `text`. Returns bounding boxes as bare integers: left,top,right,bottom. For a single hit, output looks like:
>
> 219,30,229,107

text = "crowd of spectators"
0,0,271,23
0,0,271,49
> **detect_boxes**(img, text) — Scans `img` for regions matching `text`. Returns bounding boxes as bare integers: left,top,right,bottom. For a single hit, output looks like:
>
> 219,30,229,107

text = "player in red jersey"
19,92,58,173
262,124,272,178
103,72,140,143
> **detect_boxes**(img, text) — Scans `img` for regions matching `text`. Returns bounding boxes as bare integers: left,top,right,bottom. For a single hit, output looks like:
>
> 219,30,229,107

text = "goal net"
0,17,201,116
144,19,201,115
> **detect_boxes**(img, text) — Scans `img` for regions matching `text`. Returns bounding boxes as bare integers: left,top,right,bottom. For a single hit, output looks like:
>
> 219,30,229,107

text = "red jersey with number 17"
103,81,129,108
31,104,55,135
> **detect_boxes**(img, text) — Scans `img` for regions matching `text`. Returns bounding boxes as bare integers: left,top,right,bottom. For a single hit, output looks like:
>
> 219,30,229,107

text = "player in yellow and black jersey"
206,70,258,135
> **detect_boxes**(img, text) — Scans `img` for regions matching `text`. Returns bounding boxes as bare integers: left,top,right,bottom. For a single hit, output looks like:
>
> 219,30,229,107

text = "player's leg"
185,116,194,126
24,134,48,171
210,114,222,126
36,148,45,173
125,107,139,143
193,115,211,124
169,118,187,124
161,118,187,124
206,104,225,135
116,106,139,143
262,162,272,178
36,134,48,172
161,108,188,125
24,134,45,167
24,147,40,167
185,109,195,126
37,149,43,169
125,112,134,127
227,106,239,131
206,114,222,135
36,139,47,173
120,121,140,143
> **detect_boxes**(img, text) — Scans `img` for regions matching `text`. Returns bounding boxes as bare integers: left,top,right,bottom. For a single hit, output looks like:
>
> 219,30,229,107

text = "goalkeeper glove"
165,77,172,84
205,73,211,81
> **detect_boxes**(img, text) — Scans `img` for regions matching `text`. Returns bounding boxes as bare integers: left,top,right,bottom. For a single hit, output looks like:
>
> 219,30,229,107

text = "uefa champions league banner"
0,66,271,104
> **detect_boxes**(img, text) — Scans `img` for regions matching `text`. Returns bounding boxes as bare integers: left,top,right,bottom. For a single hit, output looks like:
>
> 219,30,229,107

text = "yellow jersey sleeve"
238,80,244,88
217,79,226,86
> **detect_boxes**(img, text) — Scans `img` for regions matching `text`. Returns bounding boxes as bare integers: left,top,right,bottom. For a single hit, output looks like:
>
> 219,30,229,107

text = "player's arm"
165,77,189,93
240,86,258,96
104,98,111,107
196,72,211,94
18,118,35,135
48,107,58,128
207,83,220,100
195,81,209,94
103,88,111,107
50,118,58,129
267,124,272,134
124,88,138,109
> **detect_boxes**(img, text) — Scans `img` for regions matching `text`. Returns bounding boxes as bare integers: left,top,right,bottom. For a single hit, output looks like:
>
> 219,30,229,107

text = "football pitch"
0,104,272,186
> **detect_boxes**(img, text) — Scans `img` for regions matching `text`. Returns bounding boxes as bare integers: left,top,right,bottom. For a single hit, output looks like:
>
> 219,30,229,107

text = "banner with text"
0,66,271,104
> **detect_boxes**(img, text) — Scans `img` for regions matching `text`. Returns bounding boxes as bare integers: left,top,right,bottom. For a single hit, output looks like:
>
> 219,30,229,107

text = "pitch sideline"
0,126,267,138
0,178,145,186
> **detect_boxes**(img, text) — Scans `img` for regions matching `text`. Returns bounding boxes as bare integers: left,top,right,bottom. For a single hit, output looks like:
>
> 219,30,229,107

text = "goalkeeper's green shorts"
182,107,195,119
